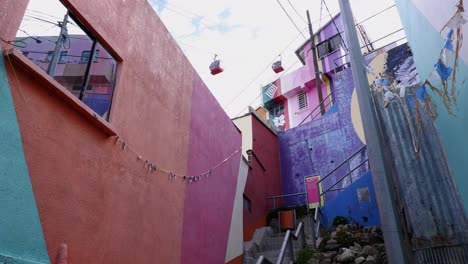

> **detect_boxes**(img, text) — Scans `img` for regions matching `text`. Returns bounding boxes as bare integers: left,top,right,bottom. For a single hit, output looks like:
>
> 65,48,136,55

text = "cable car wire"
223,27,307,110
233,60,300,117
274,0,307,39
321,0,348,51
286,0,308,24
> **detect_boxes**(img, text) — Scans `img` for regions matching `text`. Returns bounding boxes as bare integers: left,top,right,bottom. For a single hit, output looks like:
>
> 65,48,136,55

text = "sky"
148,0,404,117
17,0,404,117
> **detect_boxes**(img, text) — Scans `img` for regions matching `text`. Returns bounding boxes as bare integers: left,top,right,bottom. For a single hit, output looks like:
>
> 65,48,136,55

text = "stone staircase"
243,225,305,264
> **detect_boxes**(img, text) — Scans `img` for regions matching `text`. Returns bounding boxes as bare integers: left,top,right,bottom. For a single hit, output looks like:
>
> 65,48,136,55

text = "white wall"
225,158,249,263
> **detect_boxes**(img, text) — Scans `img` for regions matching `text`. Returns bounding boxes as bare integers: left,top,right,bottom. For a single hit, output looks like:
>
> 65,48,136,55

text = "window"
81,50,99,63
298,92,308,110
93,49,100,62
58,51,68,63
317,34,342,58
81,51,91,63
269,102,285,117
243,195,252,212
47,51,53,61
15,0,119,120
357,187,370,203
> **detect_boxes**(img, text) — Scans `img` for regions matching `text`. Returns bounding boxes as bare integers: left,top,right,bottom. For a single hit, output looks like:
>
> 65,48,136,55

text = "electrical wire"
322,0,348,51
223,27,307,110
0,37,27,48
274,0,307,39
286,0,308,24
24,14,58,26
234,60,300,117
355,4,396,25
318,0,324,29
153,0,219,25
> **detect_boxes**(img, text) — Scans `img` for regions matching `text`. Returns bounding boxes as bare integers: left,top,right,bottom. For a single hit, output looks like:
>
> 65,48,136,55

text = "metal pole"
338,1,408,263
306,10,325,115
47,11,69,76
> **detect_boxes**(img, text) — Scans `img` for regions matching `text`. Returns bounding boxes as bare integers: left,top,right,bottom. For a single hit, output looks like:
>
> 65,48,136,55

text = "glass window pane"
318,42,328,57
15,0,118,120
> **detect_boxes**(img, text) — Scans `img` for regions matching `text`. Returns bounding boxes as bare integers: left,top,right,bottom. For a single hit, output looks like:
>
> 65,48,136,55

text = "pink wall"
1,0,241,263
243,115,282,240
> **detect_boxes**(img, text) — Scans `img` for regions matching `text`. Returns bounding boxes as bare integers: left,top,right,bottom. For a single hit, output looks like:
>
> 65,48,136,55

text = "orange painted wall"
1,0,240,263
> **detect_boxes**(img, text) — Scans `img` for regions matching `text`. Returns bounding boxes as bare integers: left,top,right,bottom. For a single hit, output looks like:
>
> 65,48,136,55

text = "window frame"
80,50,91,63
42,10,119,121
317,33,343,58
298,92,308,110
58,50,68,63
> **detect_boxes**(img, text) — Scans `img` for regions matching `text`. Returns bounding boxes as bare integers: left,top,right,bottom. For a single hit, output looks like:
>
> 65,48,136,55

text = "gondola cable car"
272,55,284,73
209,54,224,75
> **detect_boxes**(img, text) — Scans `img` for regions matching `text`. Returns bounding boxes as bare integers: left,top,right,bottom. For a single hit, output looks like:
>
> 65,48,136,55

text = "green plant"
294,247,315,264
332,216,349,227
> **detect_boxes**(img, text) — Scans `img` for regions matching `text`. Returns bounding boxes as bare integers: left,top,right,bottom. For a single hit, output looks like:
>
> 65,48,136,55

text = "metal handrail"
256,222,305,264
298,92,335,126
317,145,369,207
317,145,367,185
320,158,369,197
266,192,306,209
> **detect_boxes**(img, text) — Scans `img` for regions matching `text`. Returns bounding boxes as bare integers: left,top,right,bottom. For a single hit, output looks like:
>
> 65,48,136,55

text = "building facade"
0,0,243,263
262,14,351,131
232,111,282,241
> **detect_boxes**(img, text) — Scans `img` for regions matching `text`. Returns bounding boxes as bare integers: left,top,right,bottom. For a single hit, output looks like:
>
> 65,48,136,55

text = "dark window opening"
58,51,68,63
243,195,252,212
317,34,342,58
269,102,285,117
15,0,119,121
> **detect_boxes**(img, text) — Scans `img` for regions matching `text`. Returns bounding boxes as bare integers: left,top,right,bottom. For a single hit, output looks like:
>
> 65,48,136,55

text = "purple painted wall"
278,68,364,204
182,73,242,264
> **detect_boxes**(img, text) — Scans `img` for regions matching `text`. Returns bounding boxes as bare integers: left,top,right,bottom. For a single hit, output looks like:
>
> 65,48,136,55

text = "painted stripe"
0,50,50,263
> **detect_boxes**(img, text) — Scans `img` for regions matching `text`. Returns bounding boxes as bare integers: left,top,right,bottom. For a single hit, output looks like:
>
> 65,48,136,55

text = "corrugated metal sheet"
372,86,468,260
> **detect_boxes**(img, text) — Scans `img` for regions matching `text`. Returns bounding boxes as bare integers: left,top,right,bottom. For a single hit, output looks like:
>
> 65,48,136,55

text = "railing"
256,222,305,264
266,192,306,209
317,145,369,207
312,206,323,243
298,92,335,126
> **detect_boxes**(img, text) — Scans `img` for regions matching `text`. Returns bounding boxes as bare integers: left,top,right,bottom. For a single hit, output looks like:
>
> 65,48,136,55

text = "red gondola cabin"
209,58,223,75
272,60,284,73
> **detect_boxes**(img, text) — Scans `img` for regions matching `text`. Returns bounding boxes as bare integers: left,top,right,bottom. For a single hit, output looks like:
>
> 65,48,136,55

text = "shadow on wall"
321,171,380,228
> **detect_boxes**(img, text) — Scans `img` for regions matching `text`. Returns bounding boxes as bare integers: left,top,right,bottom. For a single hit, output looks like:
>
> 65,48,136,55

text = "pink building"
263,14,356,130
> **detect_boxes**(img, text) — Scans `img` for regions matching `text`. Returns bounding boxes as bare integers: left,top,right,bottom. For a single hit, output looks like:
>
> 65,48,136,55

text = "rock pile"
316,224,387,264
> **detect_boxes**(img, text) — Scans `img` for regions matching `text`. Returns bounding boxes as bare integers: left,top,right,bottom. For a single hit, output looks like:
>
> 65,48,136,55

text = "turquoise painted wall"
395,0,468,215
0,49,50,263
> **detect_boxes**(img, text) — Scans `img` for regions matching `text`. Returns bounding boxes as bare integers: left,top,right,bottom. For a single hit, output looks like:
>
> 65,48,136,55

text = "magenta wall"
182,73,242,264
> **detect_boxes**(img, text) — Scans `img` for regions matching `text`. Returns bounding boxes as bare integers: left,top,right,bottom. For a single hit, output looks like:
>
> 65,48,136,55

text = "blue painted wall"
321,171,380,228
0,49,50,263
395,0,468,215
